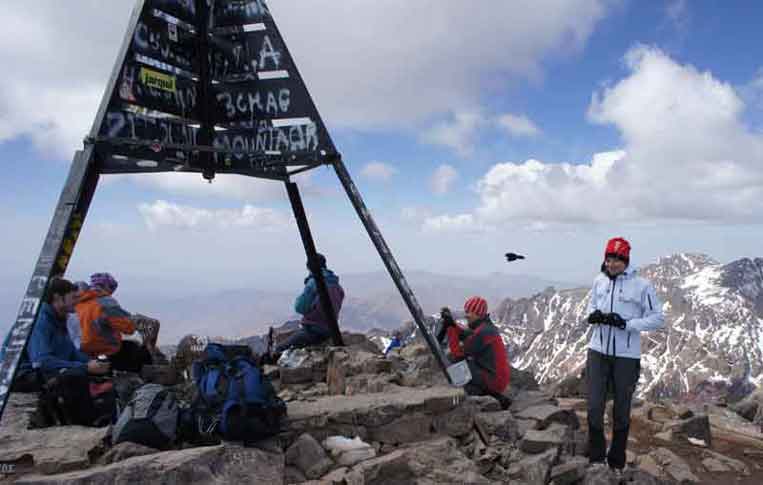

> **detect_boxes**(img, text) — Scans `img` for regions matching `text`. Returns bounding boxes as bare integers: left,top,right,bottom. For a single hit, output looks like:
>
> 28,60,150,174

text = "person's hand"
606,312,627,330
87,360,111,375
440,307,455,327
587,309,606,325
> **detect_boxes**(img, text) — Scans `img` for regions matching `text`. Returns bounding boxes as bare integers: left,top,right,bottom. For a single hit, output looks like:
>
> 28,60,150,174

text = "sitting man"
441,296,512,409
78,272,156,373
275,253,344,353
26,277,111,425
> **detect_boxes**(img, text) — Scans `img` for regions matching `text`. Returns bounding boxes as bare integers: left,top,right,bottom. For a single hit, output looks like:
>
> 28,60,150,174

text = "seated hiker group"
13,272,161,426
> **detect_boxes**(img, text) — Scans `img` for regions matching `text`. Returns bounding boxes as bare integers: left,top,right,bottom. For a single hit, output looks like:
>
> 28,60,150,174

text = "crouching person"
78,272,155,373
275,254,344,353
441,297,512,410
26,278,112,426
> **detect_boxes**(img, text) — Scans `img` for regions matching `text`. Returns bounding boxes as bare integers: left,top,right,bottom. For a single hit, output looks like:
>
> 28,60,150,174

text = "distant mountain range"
118,270,574,344
494,254,763,400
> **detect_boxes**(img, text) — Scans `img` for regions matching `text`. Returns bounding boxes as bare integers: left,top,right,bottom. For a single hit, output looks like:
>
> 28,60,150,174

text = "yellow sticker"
139,67,176,93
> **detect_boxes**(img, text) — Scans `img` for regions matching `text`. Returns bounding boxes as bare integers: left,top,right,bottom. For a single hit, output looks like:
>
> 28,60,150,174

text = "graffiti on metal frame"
133,16,197,73
213,0,271,28
209,30,283,81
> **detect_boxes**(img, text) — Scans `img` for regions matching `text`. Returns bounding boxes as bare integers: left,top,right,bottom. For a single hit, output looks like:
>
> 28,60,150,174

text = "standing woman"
585,238,664,472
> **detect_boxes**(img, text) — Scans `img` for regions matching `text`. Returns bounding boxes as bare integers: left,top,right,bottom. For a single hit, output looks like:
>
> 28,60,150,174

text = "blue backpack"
190,343,286,443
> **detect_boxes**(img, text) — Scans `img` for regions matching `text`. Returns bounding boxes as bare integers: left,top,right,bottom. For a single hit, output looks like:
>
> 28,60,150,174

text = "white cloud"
430,164,459,195
138,200,289,231
0,2,134,159
360,162,397,182
422,213,493,233
421,112,486,157
423,112,541,156
425,46,763,229
401,206,433,223
497,113,541,137
123,172,287,203
271,0,615,129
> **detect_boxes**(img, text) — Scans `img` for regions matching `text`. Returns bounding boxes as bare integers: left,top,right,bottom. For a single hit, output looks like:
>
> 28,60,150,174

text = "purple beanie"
90,272,118,293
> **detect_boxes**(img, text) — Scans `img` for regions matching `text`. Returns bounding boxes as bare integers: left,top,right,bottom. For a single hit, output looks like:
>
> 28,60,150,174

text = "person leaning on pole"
584,237,664,473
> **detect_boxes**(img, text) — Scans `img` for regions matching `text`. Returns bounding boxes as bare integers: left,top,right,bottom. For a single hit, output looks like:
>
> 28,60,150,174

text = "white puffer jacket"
586,267,665,359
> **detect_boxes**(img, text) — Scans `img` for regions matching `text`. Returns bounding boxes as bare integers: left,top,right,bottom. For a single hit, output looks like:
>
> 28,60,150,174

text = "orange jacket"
77,289,135,356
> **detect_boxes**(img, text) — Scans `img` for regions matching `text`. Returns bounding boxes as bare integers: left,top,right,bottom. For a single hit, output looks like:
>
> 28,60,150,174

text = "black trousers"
586,349,640,469
110,340,153,373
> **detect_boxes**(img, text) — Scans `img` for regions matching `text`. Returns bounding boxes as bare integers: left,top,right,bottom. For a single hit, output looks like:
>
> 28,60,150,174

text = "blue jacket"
27,303,89,377
586,267,665,359
295,269,344,329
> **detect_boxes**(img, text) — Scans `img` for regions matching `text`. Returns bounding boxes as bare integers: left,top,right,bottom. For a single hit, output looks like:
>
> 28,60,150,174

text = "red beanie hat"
464,296,488,318
604,237,631,263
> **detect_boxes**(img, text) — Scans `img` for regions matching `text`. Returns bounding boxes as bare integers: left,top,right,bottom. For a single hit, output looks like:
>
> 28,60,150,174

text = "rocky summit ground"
1,335,762,484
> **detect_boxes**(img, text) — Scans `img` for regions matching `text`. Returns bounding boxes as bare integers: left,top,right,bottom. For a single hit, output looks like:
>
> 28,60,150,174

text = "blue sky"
2,0,763,335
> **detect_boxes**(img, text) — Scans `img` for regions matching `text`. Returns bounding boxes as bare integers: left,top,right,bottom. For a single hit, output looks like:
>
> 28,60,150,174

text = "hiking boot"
497,394,512,410
611,467,625,483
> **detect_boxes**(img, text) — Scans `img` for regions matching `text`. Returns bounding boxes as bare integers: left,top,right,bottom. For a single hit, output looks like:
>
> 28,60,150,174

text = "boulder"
701,450,749,475
395,344,449,388
97,443,159,466
520,424,569,454
287,386,466,445
732,399,760,422
507,448,558,485
549,457,587,485
15,444,284,485
0,417,110,476
647,405,675,423
285,466,307,484
649,447,699,484
509,390,558,414
344,438,490,485
279,349,328,385
671,404,694,420
341,333,383,355
702,457,729,473
432,400,476,438
638,453,663,478
467,395,503,413
510,366,540,391
368,413,433,445
474,411,521,443
326,348,391,396
553,373,587,398
173,334,208,379
666,414,712,447
515,404,580,430
623,468,668,485
286,433,334,479
582,465,617,485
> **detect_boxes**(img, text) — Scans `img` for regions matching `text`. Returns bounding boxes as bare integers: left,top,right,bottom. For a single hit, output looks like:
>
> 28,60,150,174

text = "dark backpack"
191,343,286,444
112,383,179,450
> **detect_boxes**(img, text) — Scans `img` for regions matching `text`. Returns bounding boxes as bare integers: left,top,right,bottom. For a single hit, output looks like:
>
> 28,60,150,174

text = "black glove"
606,312,627,330
587,310,606,325
440,307,455,328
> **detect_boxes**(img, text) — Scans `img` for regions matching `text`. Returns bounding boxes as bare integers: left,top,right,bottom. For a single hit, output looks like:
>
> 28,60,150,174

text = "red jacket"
447,317,511,394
